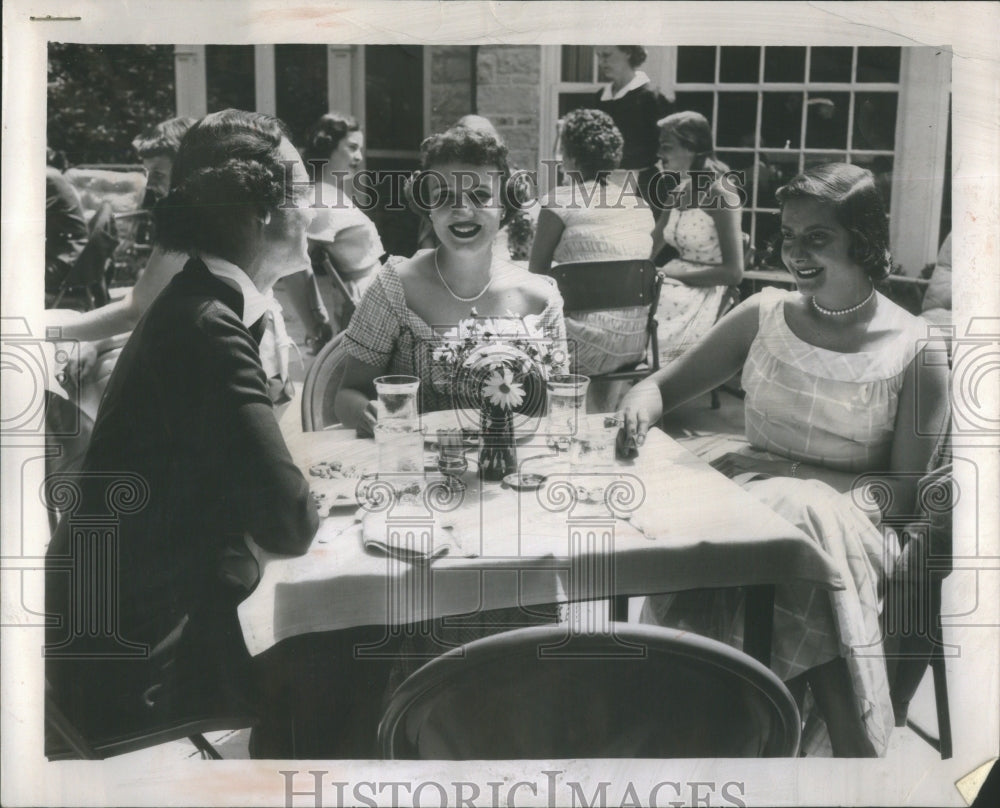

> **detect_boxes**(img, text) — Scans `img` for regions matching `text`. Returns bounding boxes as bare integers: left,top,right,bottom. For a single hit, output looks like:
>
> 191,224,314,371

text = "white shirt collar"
199,253,273,327
600,70,651,102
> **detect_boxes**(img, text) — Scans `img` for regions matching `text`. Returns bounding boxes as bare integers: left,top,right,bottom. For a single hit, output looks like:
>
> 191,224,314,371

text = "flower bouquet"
432,310,566,481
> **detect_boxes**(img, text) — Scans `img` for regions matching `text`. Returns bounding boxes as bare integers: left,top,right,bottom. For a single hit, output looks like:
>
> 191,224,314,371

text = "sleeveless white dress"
643,287,929,756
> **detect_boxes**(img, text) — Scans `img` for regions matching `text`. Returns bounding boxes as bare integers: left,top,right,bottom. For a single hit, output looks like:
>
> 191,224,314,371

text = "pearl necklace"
434,248,494,303
811,287,876,317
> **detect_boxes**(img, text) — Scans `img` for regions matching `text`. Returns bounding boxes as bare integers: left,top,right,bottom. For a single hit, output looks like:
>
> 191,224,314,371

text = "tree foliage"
48,44,177,166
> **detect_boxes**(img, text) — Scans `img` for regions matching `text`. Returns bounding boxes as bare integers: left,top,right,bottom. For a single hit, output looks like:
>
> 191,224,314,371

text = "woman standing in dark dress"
595,45,674,209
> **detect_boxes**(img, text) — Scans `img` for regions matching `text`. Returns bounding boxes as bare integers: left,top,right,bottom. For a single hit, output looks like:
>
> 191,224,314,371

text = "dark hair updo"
153,109,294,257
404,126,531,227
302,112,360,164
560,108,623,181
775,162,892,283
616,46,648,68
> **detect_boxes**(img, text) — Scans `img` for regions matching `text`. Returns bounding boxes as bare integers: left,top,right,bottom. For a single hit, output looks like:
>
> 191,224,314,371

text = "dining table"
237,412,847,668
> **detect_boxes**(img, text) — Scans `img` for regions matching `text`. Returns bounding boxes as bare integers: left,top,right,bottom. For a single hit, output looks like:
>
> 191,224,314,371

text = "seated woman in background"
618,163,950,756
529,107,654,381
299,112,385,341
46,115,320,409
336,126,567,434
650,111,744,363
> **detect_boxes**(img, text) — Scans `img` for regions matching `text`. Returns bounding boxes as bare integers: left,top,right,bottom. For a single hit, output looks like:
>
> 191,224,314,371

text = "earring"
261,211,272,226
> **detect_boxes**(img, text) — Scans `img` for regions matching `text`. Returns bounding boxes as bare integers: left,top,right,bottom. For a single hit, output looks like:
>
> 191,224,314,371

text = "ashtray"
502,472,546,491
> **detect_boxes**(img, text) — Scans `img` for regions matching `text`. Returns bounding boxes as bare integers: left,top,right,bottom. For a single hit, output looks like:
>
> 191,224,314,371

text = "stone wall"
475,46,541,169
429,46,474,135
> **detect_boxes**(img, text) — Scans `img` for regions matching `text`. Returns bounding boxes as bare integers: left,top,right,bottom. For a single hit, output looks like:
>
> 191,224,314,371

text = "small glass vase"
479,404,517,482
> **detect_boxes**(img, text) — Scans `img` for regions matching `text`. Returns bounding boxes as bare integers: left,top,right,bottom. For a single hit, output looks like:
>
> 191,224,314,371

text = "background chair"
51,201,119,311
709,232,755,408
300,331,349,432
311,244,361,334
546,259,664,385
883,459,954,759
378,623,801,759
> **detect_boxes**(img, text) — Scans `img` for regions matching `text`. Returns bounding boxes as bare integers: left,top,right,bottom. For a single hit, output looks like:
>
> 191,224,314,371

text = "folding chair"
310,243,362,333
546,259,664,384
710,232,755,408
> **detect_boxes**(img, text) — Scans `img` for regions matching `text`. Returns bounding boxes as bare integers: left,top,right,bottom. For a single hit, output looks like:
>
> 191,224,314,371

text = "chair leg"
188,733,223,760
930,649,952,759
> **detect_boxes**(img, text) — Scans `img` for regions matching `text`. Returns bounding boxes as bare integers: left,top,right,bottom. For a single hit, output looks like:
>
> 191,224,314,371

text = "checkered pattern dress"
642,287,929,756
344,257,568,413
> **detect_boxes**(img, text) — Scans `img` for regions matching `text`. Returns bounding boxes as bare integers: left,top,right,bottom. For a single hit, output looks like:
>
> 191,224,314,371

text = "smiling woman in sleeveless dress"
619,163,950,757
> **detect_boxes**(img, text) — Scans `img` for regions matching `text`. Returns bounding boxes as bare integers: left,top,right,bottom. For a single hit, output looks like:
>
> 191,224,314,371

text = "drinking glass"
374,375,420,424
436,428,469,491
375,422,426,493
546,374,590,451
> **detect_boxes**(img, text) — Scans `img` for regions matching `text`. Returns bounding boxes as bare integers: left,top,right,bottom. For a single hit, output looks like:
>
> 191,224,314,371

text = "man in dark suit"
45,110,320,752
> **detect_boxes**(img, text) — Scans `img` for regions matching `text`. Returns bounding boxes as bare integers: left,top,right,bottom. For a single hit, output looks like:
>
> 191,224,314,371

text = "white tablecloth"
238,420,845,656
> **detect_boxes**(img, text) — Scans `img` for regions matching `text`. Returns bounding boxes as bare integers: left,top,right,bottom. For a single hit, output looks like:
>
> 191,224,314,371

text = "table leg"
743,584,775,666
610,595,629,622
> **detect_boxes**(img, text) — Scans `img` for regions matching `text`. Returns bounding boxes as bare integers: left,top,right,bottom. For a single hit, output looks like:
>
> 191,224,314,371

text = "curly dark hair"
301,112,360,163
616,46,648,68
404,126,530,226
775,162,892,283
560,108,623,181
131,117,197,160
153,109,293,257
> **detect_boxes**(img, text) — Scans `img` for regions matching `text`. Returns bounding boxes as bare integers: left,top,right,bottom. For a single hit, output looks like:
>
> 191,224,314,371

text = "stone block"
476,52,497,85
501,127,539,152
478,84,539,117
494,46,540,80
431,82,474,131
432,49,472,83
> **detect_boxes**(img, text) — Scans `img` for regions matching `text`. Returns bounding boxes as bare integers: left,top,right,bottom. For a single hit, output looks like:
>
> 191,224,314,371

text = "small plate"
502,472,546,491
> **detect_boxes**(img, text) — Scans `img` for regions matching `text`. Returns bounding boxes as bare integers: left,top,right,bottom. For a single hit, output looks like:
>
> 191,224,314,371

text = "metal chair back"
546,259,664,382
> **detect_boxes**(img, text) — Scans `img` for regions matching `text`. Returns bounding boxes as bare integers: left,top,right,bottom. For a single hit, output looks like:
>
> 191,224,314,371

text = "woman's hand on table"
617,380,664,453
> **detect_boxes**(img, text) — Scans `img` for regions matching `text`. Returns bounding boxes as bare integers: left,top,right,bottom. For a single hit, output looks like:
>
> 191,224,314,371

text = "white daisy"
482,368,525,410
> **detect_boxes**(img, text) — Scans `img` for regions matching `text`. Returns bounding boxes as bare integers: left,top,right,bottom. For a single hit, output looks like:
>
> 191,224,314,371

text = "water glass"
374,375,420,424
375,422,426,491
546,374,590,451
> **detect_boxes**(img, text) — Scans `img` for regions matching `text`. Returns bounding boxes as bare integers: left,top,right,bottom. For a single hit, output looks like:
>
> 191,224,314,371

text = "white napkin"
360,507,475,562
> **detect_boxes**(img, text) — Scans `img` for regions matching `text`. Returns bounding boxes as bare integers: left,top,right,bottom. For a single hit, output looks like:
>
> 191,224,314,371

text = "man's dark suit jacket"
45,258,318,746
